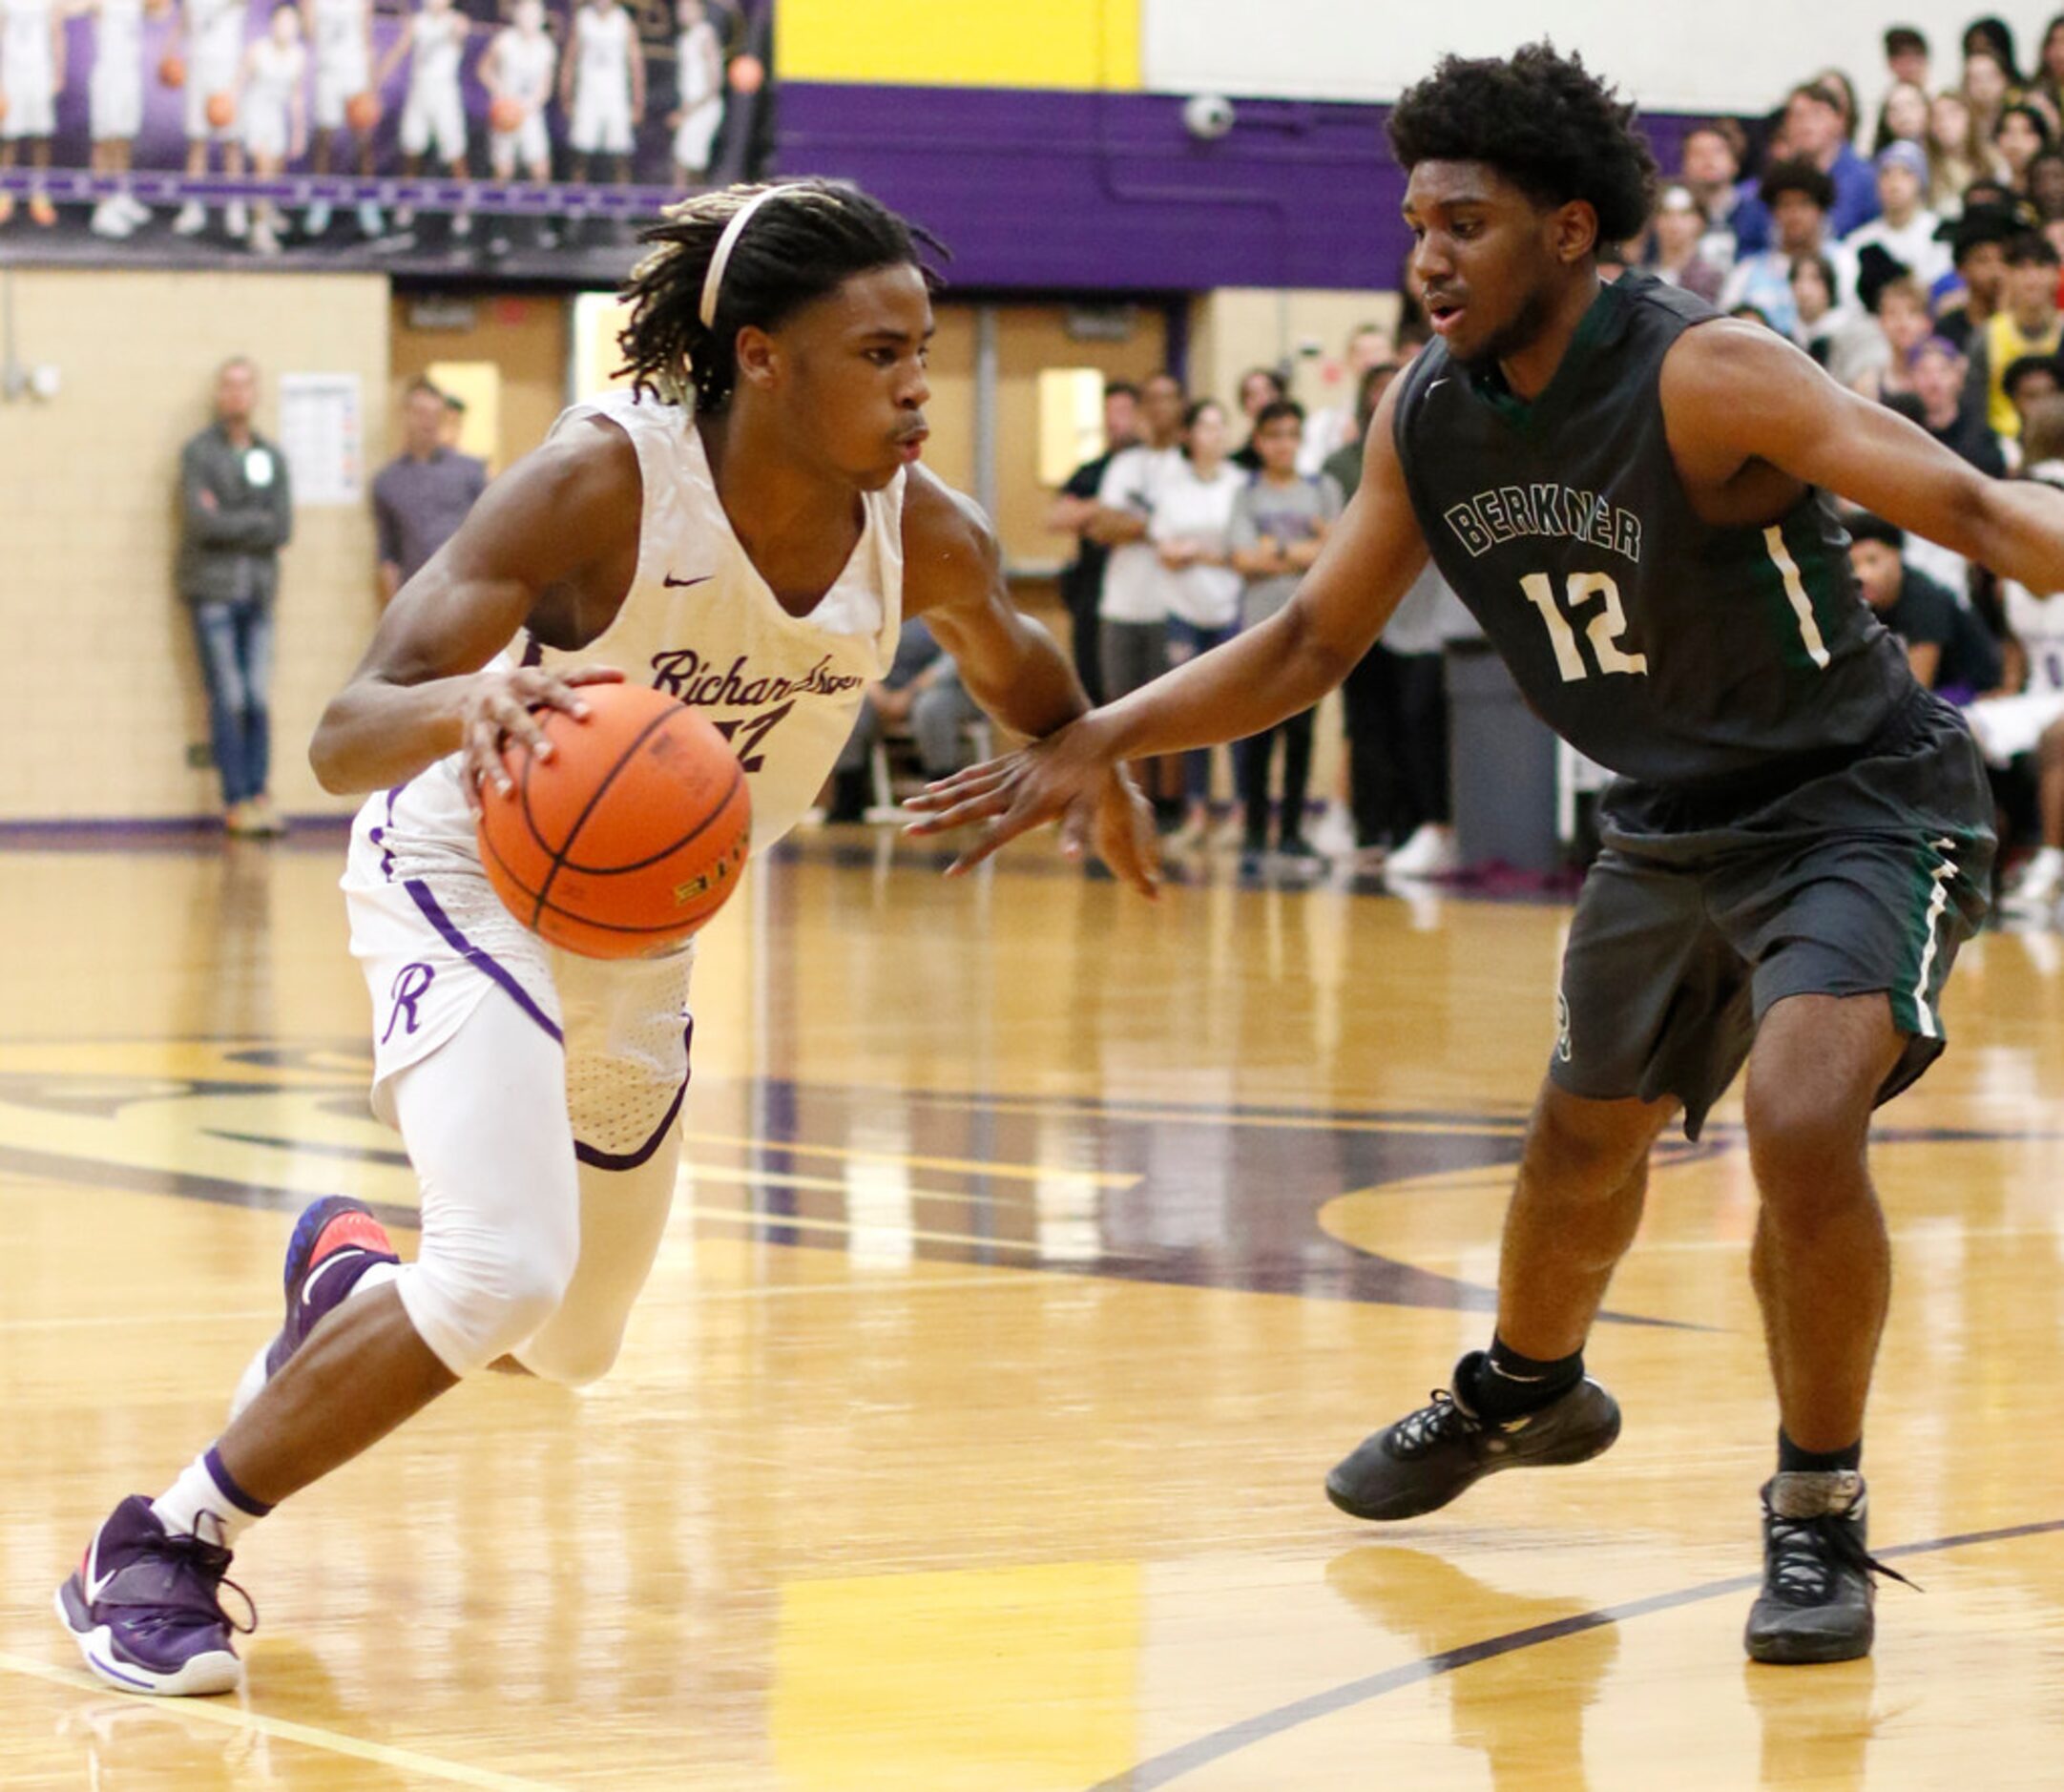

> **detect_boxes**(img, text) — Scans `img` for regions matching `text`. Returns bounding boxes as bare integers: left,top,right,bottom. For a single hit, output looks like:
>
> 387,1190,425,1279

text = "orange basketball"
205,91,235,129
727,52,764,94
477,684,751,961
488,95,524,134
158,52,186,88
344,89,381,132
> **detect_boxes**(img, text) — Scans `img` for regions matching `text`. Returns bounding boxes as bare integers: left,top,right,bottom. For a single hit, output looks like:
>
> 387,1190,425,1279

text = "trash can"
1444,638,1560,874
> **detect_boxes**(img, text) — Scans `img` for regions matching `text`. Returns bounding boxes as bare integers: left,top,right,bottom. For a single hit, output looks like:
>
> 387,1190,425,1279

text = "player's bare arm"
309,417,639,803
1661,319,2064,588
900,466,1159,896
907,380,1430,876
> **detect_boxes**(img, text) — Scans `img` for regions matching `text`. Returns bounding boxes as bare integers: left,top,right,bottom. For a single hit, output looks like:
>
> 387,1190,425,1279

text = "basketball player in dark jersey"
914,45,2064,1666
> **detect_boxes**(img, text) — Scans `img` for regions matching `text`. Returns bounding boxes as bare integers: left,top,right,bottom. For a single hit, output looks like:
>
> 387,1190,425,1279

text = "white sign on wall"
277,372,365,509
1142,1,1994,115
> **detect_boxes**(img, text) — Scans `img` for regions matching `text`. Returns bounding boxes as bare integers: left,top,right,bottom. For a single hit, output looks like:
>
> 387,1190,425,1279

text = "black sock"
1466,1335,1584,1420
1777,1429,1862,1475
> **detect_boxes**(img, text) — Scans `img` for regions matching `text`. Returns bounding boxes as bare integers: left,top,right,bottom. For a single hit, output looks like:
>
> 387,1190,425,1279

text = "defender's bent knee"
1522,1086,1675,1199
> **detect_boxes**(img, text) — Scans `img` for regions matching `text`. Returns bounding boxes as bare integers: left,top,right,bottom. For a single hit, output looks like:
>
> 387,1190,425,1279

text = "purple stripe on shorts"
402,878,565,1045
574,1019,693,1172
377,778,412,881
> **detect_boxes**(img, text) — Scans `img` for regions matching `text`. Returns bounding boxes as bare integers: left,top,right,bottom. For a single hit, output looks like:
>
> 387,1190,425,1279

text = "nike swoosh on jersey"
663,573,713,589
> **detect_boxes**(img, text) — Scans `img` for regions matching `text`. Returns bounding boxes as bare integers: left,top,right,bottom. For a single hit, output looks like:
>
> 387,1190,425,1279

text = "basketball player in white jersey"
668,0,721,188
85,0,151,238
0,0,64,228
1979,455,2064,920
375,0,469,235
301,0,378,238
237,2,305,254
481,0,555,244
171,0,250,238
54,178,1156,1697
562,0,641,188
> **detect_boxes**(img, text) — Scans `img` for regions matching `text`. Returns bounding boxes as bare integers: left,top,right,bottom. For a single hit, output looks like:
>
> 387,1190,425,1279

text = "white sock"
152,1448,270,1545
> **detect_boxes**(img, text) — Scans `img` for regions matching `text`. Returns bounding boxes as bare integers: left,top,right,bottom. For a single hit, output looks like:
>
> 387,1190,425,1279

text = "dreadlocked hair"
615,179,948,412
1387,42,1658,247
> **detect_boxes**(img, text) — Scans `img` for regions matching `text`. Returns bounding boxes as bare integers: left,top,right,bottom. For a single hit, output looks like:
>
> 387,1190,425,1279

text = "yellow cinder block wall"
0,268,388,823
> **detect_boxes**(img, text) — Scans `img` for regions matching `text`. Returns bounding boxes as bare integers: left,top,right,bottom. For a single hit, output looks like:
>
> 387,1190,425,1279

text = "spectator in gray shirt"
177,355,293,837
1228,401,1341,865
371,379,489,605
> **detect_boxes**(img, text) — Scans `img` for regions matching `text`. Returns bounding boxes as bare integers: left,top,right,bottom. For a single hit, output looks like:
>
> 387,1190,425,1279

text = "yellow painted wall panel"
0,269,387,822
781,0,1139,90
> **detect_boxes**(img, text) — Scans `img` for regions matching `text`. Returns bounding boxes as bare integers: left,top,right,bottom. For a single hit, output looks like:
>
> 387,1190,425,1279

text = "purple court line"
1086,1515,2064,1790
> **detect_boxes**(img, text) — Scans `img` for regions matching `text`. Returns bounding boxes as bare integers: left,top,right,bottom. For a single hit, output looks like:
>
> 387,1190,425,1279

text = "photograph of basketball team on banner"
0,0,770,275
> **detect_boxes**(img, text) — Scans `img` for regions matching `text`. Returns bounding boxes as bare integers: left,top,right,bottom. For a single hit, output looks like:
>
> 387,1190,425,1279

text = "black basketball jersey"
1392,272,1914,790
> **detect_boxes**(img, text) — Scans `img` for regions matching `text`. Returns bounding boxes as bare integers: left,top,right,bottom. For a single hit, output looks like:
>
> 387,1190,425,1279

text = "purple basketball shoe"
55,1497,255,1696
229,1195,400,1422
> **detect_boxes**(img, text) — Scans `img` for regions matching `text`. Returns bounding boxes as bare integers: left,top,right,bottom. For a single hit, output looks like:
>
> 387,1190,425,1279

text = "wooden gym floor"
3,824,2064,1789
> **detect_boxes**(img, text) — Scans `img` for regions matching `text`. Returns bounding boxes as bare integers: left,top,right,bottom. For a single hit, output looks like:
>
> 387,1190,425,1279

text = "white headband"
698,187,787,330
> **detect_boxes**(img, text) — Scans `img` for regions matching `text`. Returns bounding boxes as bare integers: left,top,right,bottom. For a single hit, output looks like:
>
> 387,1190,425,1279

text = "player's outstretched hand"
458,663,625,815
905,718,1160,899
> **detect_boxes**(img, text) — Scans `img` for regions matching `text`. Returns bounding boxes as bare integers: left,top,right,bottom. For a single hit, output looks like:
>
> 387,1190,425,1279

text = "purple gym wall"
778,83,1699,295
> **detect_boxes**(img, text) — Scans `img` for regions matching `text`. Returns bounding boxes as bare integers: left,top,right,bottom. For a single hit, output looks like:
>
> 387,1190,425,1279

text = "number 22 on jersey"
1520,571,1649,682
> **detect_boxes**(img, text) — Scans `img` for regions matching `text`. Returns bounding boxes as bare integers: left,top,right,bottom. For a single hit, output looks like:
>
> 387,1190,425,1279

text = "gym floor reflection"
4,825,2064,1788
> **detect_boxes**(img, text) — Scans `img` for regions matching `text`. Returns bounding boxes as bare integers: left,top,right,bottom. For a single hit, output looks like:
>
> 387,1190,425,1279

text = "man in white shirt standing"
1300,322,1395,474
1089,371,1185,829
1843,142,1950,291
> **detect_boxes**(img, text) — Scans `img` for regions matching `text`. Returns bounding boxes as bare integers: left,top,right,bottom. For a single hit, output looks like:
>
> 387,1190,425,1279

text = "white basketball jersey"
2004,581,2064,696
246,37,304,113
373,387,904,884
96,0,142,62
191,0,242,60
4,0,52,63
575,4,629,89
409,9,464,92
678,18,718,108
498,27,554,103
312,0,364,54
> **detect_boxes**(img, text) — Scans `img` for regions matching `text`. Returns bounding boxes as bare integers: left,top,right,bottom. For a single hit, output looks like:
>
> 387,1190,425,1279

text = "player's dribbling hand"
457,663,624,816
905,719,1160,900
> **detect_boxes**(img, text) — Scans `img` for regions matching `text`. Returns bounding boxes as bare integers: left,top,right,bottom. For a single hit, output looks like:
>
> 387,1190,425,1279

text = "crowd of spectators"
1041,317,1472,883
1636,16,2064,919
1018,17,2064,906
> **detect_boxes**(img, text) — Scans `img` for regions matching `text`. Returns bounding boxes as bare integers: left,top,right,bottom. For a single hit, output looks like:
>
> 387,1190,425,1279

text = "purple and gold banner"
0,0,770,278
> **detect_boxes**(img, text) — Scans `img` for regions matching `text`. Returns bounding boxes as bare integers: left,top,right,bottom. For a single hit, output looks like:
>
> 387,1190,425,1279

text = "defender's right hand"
456,664,624,815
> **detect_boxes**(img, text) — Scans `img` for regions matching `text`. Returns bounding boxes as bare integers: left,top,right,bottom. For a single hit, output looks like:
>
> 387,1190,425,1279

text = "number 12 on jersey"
1520,572,1649,682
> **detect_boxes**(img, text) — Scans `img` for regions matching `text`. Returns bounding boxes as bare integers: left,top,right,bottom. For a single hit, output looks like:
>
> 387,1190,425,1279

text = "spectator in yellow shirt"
1976,232,2064,436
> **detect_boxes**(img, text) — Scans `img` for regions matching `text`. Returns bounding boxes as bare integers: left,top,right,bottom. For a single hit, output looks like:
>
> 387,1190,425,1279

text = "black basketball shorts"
1551,690,1996,1138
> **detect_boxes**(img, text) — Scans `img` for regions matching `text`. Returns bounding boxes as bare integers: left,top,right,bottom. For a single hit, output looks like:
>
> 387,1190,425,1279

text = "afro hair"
1386,42,1658,247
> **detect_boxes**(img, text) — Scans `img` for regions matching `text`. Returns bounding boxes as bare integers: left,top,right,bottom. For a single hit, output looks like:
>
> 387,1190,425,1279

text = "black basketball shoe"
1324,1351,1623,1522
1745,1471,1913,1665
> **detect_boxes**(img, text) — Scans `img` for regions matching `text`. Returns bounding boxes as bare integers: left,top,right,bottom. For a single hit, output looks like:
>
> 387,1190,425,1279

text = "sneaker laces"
125,1523,260,1636
1391,1389,1482,1458
1764,1508,1919,1607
